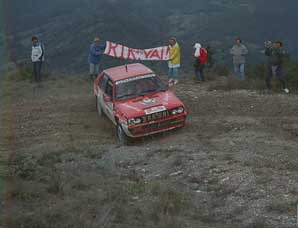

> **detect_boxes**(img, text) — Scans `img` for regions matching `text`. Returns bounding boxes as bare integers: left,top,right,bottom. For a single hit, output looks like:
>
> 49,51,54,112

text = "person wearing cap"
88,37,106,80
193,43,207,82
230,37,248,80
168,37,181,85
31,36,45,83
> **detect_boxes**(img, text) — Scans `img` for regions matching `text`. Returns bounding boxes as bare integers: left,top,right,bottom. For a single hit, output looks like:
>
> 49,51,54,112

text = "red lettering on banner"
144,50,153,59
160,47,164,60
104,41,169,61
149,49,161,60
134,49,142,60
127,48,136,60
165,47,170,58
120,45,125,59
107,42,119,57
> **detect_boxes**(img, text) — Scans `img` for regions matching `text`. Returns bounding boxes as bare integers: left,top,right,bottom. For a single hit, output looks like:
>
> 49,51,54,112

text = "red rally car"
94,63,187,144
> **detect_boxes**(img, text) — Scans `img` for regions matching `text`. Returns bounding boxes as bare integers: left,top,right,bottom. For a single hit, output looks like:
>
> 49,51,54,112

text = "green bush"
212,65,230,77
16,61,51,81
15,155,41,180
17,61,33,81
284,60,298,91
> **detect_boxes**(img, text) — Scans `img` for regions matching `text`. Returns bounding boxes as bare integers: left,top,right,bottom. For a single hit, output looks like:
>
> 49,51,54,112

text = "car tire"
116,123,129,146
96,96,103,117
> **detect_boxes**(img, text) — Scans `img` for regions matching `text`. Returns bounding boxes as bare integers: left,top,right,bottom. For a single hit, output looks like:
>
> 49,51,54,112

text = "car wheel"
96,96,103,117
116,124,128,145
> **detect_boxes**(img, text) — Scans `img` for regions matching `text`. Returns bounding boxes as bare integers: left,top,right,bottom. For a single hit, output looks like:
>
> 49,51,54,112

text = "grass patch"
15,154,41,180
153,188,187,218
82,145,107,160
208,77,264,92
46,168,64,196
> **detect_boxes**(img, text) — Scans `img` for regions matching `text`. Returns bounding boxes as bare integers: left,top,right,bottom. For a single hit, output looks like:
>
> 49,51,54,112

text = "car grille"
142,118,178,130
141,110,170,123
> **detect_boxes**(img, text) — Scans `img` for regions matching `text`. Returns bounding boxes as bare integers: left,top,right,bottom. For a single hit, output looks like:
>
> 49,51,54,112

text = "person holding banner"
88,37,106,80
168,37,181,85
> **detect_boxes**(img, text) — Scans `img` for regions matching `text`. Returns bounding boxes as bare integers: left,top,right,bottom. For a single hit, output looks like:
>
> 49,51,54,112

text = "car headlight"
177,107,184,114
171,109,178,115
128,118,142,126
171,107,184,115
134,118,142,124
128,118,135,125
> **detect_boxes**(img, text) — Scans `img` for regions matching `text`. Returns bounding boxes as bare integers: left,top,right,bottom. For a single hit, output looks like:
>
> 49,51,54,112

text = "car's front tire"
116,123,129,145
96,96,103,117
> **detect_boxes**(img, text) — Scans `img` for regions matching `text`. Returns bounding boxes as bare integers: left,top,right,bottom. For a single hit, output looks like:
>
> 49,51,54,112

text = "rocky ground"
1,75,298,228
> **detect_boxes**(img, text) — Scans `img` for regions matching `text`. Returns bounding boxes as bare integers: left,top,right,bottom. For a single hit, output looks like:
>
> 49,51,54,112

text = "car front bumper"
122,114,186,138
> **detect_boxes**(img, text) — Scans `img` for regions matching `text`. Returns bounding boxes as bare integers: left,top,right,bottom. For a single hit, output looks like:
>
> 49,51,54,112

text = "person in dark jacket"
265,41,290,94
31,36,45,82
88,37,106,80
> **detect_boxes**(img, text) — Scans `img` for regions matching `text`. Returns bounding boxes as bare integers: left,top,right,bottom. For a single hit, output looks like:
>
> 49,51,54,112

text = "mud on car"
94,63,187,145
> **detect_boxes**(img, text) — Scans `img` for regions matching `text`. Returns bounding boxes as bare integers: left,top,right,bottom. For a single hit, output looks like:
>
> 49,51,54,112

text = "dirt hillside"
1,75,298,228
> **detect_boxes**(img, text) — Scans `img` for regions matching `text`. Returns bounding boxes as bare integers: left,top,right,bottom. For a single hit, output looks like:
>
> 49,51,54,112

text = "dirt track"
1,76,298,228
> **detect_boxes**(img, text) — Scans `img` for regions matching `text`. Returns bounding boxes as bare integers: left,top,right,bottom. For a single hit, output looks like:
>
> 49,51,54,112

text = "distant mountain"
1,0,298,73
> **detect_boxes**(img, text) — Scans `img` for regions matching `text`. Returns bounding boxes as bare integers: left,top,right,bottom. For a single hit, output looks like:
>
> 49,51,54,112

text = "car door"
103,80,116,124
98,75,116,124
98,74,108,107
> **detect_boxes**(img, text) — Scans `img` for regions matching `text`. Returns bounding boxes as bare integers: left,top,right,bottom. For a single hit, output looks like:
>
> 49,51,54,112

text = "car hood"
115,91,184,118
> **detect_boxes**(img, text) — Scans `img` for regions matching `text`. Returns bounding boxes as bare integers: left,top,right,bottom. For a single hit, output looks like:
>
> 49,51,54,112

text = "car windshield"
115,74,166,101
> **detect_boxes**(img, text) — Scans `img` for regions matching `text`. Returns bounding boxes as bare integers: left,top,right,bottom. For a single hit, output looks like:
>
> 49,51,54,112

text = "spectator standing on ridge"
230,38,248,80
31,36,45,83
193,43,208,82
88,37,106,80
168,37,181,86
265,40,290,94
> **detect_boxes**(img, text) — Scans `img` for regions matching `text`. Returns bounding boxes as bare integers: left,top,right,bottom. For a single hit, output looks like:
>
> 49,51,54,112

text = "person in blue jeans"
88,37,106,80
31,36,45,82
168,37,181,85
193,43,207,81
230,38,248,80
194,63,205,81
168,67,179,82
233,63,245,80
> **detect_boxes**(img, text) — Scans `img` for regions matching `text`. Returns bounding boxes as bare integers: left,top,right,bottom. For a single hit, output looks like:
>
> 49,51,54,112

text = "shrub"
15,155,40,180
211,64,230,77
17,61,33,81
16,60,51,81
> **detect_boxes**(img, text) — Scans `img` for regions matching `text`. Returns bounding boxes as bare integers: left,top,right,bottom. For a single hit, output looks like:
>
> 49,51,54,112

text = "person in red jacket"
193,43,207,82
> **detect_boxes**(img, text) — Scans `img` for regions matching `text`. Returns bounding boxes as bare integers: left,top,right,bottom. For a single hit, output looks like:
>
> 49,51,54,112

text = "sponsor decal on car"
140,98,156,106
144,106,166,115
116,74,156,85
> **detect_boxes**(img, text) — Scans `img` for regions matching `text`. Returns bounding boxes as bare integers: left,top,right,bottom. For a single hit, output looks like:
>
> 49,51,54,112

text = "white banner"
104,41,170,61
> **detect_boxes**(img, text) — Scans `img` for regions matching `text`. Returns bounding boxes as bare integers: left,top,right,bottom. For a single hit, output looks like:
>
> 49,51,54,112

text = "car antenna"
125,65,128,72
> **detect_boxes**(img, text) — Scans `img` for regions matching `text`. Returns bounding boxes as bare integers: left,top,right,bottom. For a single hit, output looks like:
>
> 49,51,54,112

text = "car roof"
104,63,154,81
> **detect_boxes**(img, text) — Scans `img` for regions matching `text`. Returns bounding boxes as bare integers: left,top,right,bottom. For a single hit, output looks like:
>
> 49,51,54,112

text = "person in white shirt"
31,36,44,82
